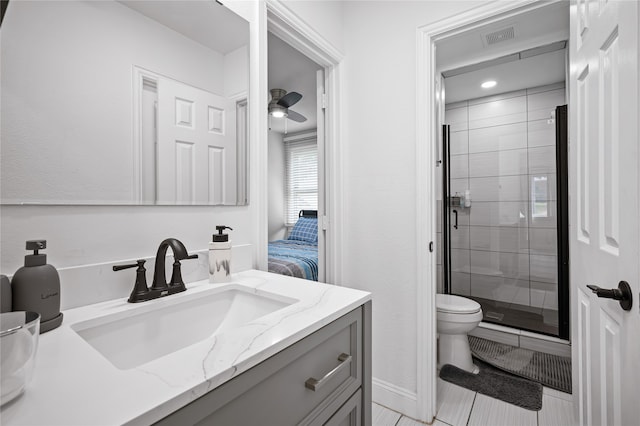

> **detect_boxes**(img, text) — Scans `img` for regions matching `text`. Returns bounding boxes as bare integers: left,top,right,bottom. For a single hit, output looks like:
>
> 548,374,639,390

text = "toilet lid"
436,294,481,314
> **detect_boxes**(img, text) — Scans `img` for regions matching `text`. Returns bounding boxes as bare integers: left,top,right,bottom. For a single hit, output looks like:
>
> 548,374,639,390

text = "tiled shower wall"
437,82,566,315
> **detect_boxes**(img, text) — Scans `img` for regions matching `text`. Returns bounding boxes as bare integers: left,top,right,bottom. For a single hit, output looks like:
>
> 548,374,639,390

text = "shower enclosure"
439,83,569,339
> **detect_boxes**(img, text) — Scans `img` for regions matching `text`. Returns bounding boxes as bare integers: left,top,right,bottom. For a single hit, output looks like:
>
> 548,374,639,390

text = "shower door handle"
586,281,633,311
452,209,458,230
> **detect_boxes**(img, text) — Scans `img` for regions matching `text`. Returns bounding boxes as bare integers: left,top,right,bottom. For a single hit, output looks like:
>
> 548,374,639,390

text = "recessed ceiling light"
481,80,497,89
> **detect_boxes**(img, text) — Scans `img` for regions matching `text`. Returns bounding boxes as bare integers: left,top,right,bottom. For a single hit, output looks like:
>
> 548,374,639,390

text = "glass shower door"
442,100,569,339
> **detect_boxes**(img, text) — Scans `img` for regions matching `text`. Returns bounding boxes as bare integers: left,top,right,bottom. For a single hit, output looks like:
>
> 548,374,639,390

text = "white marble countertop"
1,270,371,425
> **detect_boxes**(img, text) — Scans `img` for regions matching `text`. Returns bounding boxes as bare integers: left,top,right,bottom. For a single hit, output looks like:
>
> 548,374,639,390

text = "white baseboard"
372,377,418,420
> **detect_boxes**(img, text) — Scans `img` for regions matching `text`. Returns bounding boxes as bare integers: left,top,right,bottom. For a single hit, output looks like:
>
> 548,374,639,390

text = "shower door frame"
440,100,570,340
442,124,451,294
555,105,570,340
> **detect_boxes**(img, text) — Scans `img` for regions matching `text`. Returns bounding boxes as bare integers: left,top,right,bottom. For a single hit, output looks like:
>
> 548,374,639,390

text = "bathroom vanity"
0,270,371,425
158,303,368,425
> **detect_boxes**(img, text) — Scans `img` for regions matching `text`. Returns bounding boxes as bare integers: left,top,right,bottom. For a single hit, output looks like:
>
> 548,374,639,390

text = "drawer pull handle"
305,353,352,391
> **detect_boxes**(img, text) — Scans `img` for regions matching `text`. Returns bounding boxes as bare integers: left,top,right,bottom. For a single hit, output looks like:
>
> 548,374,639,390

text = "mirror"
1,0,249,205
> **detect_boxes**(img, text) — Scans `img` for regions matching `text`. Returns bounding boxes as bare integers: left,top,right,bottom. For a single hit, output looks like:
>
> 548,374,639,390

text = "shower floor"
469,296,559,337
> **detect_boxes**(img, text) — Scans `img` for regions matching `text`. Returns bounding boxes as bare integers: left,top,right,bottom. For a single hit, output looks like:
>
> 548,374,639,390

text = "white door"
569,1,639,425
316,68,326,283
157,77,236,205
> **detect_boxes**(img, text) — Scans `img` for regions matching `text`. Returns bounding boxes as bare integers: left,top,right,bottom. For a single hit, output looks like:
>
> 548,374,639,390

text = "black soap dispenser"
11,240,63,333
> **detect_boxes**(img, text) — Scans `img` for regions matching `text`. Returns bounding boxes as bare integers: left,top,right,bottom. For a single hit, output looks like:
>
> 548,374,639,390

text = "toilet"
436,294,483,374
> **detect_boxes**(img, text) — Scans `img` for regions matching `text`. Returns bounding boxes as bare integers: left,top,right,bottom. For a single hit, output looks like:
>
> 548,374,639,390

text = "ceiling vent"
483,26,515,46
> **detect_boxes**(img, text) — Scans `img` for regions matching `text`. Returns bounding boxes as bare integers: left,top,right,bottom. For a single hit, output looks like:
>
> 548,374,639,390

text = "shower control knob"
586,281,633,311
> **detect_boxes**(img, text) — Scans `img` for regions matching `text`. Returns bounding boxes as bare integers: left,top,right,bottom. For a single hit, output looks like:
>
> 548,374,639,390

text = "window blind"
284,138,318,226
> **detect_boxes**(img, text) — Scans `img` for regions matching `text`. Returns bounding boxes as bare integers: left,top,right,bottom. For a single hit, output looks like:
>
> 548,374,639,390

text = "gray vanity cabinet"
155,302,372,426
324,389,362,426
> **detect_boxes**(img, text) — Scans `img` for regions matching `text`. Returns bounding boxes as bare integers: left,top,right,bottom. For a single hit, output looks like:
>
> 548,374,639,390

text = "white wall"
224,45,250,98
280,0,345,53
1,1,230,203
0,205,255,309
0,205,254,278
339,0,493,404
268,131,287,241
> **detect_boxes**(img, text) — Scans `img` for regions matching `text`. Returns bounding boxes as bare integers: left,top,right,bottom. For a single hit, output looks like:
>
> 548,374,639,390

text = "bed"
268,210,319,281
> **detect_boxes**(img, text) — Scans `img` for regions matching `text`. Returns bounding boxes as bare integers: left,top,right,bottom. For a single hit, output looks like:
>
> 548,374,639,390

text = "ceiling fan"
268,88,307,122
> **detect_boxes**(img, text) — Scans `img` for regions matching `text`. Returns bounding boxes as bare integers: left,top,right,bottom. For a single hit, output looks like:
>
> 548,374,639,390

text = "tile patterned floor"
373,378,576,426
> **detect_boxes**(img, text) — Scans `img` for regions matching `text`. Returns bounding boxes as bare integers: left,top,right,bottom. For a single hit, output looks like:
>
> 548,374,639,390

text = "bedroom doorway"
267,31,326,282
264,2,344,286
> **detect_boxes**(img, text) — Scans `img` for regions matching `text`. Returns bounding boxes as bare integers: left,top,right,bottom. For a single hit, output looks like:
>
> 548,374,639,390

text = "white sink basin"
71,285,296,370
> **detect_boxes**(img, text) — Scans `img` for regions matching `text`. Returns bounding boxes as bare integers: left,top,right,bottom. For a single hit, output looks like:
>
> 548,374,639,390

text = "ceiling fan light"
269,103,288,118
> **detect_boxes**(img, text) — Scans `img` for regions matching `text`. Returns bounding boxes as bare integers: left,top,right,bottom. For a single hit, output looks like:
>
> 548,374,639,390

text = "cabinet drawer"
325,388,362,426
157,306,363,426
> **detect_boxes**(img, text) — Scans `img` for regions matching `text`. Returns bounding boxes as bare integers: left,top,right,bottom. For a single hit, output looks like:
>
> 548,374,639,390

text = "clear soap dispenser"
209,226,233,283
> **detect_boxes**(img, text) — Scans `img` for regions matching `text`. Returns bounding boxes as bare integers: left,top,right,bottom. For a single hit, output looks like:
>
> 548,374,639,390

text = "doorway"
264,3,343,285
419,0,639,422
267,31,324,281
415,0,571,421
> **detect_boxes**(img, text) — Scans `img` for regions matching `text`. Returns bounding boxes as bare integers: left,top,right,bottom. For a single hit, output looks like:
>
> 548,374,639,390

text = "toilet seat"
436,294,481,314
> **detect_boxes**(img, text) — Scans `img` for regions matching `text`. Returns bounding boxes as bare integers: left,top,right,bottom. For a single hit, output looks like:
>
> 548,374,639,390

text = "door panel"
569,1,639,425
598,28,620,254
576,66,591,243
599,309,621,426
175,141,195,202
577,290,592,425
157,77,236,205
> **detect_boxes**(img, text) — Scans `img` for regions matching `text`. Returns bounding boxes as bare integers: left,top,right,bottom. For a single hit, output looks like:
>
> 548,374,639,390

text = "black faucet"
151,238,198,292
113,238,198,303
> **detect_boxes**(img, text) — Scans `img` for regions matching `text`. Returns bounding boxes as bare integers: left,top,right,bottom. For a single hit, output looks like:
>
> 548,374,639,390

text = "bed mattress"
267,240,318,281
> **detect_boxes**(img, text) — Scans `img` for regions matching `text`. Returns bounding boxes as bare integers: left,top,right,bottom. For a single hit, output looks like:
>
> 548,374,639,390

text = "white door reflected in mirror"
0,0,249,205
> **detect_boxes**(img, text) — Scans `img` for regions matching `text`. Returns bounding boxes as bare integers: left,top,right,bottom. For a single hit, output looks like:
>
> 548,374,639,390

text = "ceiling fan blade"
286,109,307,123
277,91,302,108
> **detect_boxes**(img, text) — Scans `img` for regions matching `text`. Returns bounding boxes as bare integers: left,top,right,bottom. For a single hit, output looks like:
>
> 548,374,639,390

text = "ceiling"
436,1,569,104
118,1,248,54
444,48,566,104
268,33,321,135
436,2,569,72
